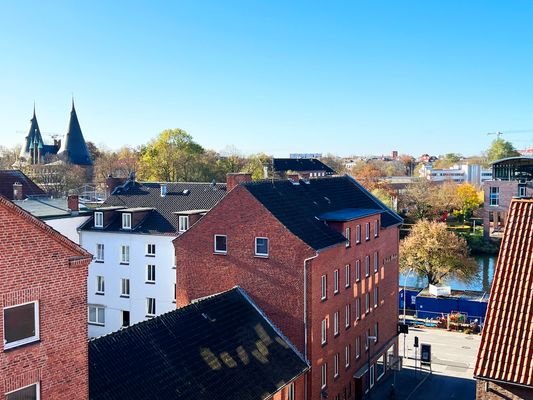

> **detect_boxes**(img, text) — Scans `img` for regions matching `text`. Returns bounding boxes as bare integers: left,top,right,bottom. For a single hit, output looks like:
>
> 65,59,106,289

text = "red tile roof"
0,169,45,199
474,198,533,387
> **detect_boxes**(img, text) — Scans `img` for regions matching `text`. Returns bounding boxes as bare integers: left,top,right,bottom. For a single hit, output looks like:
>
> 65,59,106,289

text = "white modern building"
419,163,492,185
79,178,226,338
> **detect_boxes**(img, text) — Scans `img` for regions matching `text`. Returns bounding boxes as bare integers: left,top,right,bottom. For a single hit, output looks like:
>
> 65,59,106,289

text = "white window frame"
146,297,156,317
374,220,379,237
3,301,40,350
146,264,156,283
122,213,132,230
88,304,105,326
120,245,130,264
178,215,189,232
334,353,339,378
370,364,375,387
374,286,379,308
519,185,527,197
321,363,327,389
345,227,351,247
374,251,379,273
321,318,327,345
365,255,370,277
355,259,361,282
356,336,361,359
365,222,370,240
333,311,339,336
94,211,103,228
355,224,361,244
345,264,351,288
146,243,156,256
96,243,104,262
214,234,227,254
287,382,295,400
345,303,351,328
321,274,327,300
5,382,40,400
366,293,370,314
121,278,130,297
355,297,361,320
345,344,351,368
96,275,105,294
374,322,379,343
121,310,130,328
489,187,499,206
255,237,269,257
333,269,339,294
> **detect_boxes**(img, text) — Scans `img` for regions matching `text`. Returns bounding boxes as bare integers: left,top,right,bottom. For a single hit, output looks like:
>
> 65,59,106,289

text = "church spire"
58,100,93,166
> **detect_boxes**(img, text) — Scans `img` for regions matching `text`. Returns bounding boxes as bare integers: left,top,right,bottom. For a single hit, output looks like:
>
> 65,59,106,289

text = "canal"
399,255,496,292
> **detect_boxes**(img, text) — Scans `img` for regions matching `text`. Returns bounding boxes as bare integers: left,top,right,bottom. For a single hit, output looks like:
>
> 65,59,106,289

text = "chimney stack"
106,175,125,197
12,182,23,200
161,184,167,197
226,173,253,192
68,194,79,215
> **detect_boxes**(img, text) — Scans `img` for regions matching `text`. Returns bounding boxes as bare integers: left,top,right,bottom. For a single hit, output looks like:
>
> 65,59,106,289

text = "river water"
399,255,496,293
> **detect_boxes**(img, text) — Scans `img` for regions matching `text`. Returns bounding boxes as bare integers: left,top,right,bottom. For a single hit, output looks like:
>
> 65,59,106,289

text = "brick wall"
0,200,91,399
483,181,518,238
476,380,532,400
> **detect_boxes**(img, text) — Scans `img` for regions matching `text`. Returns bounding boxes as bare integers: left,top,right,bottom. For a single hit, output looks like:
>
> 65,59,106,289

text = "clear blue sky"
2,1,533,157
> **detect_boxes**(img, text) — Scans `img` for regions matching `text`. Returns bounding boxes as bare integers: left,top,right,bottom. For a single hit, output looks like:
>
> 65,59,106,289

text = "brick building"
474,198,533,399
174,174,402,400
0,195,92,399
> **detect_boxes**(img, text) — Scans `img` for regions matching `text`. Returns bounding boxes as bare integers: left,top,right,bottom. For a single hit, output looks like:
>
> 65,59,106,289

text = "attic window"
178,216,189,232
94,212,103,228
122,213,132,230
182,189,190,195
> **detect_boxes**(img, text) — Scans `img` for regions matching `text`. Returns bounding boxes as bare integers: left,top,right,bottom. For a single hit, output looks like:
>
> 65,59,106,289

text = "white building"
419,164,492,186
79,178,226,338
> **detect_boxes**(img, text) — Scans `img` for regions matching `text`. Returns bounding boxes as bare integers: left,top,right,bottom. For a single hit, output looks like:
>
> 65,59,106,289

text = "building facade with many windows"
174,175,402,400
79,177,226,337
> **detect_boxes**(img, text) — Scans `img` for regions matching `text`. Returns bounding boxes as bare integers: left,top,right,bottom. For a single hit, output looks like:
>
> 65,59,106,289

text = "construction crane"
487,129,533,138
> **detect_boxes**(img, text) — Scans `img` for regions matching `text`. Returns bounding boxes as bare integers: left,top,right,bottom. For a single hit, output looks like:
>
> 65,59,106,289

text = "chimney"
68,194,79,214
106,175,124,197
13,182,23,200
226,173,253,192
288,174,300,185
161,184,167,197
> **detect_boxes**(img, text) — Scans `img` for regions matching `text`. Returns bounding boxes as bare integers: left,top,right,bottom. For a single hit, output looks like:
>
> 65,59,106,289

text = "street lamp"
367,335,377,398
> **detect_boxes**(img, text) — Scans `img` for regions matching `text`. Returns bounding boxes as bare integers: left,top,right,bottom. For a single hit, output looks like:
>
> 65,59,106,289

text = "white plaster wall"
45,216,91,244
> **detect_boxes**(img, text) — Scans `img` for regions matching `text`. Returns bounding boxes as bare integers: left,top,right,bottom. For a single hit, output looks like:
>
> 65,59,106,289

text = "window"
173,283,176,302
321,275,327,300
365,293,370,313
333,269,339,294
214,235,227,254
120,245,130,264
374,220,379,237
365,223,370,240
355,225,361,244
370,364,375,388
355,336,361,359
489,187,499,206
365,255,370,277
287,382,295,400
88,305,105,326
321,318,327,345
374,322,379,343
6,383,39,400
3,302,39,349
96,276,105,294
355,260,361,282
519,185,527,197
255,237,269,257
377,354,385,380
345,304,351,328
95,243,104,262
122,311,130,328
176,215,188,232
344,264,351,288
345,227,351,247
345,344,351,368
334,353,339,378
146,264,156,283
321,363,327,389
146,244,156,256
146,298,156,317
333,311,339,336
374,251,379,273
121,278,130,297
122,213,132,229
365,330,369,351
355,297,361,320
374,286,379,308
94,211,103,228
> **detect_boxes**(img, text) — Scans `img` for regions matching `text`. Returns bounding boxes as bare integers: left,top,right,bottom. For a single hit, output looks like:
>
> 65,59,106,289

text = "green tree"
400,220,478,285
486,138,520,162
138,129,205,182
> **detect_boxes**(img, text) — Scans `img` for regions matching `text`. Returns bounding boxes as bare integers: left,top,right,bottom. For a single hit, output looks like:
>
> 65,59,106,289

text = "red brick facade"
175,184,400,400
0,196,92,399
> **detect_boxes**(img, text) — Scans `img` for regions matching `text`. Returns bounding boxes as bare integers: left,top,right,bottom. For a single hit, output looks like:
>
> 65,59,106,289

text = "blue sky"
2,1,533,157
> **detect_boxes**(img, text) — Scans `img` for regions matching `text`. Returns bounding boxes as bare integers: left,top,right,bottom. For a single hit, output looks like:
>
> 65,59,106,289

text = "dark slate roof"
243,175,402,250
57,101,93,165
79,180,226,234
89,287,308,400
273,158,336,174
318,208,382,222
474,198,533,387
19,107,60,160
0,170,45,199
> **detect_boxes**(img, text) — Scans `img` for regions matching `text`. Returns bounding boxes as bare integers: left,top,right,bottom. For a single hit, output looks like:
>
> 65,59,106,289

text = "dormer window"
122,213,132,230
94,212,103,228
178,215,189,232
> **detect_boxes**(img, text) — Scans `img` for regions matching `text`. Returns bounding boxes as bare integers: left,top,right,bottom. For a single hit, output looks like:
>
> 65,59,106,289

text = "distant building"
271,158,336,178
79,175,227,337
474,198,533,399
175,174,403,399
419,164,492,185
482,157,533,238
0,170,45,199
89,287,309,400
0,195,92,399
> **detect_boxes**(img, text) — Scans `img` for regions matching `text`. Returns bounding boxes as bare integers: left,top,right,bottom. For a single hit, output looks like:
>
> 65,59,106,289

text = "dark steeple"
58,100,93,165
20,105,50,163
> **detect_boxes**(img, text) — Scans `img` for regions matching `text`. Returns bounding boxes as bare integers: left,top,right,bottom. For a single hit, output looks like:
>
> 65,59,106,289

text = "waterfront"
400,255,496,292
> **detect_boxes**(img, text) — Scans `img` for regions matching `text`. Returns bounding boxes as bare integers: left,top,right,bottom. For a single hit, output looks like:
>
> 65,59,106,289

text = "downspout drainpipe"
303,253,318,400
